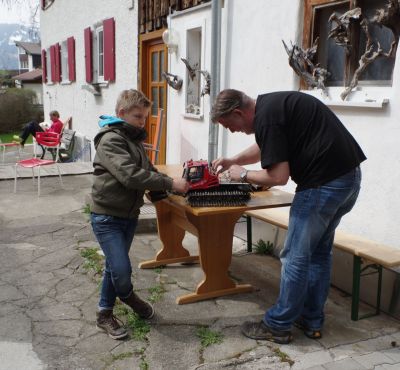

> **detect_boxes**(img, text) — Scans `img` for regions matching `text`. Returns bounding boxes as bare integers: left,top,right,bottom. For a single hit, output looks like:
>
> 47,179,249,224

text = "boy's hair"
210,89,253,123
115,89,152,114
49,110,60,118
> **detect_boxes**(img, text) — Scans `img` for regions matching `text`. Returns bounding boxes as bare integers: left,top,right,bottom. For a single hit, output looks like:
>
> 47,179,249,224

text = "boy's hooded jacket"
90,116,173,219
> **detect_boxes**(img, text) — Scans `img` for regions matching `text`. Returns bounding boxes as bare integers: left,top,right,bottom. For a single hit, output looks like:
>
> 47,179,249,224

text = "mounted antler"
181,58,197,80
197,70,211,96
162,72,183,91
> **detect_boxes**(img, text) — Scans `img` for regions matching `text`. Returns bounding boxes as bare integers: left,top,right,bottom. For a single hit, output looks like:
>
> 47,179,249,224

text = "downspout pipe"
208,0,222,162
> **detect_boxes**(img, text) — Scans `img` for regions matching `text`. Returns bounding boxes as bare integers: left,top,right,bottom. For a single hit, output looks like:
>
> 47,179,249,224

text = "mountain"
0,23,40,70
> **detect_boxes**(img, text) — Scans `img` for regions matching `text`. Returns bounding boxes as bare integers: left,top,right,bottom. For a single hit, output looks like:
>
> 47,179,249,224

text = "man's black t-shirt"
254,91,366,192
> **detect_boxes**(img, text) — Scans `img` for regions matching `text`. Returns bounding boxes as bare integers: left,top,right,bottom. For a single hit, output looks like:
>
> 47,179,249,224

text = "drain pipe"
208,0,222,162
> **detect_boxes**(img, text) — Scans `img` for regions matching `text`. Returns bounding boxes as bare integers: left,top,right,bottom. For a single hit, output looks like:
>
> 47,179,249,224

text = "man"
15,110,63,147
211,89,366,344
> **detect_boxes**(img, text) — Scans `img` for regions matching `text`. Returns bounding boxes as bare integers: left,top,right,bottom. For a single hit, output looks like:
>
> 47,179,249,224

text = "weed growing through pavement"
80,248,104,275
110,352,134,362
82,204,91,214
254,239,274,255
114,302,150,341
272,347,294,366
196,327,224,348
148,285,166,303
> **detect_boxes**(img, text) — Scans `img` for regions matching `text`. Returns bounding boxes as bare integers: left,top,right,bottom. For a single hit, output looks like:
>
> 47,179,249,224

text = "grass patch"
80,247,104,275
254,239,274,255
153,266,163,274
272,347,294,366
196,327,224,348
148,284,166,303
0,132,33,144
139,360,149,370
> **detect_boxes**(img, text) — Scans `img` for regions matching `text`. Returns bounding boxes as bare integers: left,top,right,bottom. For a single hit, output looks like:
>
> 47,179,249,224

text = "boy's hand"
172,178,190,193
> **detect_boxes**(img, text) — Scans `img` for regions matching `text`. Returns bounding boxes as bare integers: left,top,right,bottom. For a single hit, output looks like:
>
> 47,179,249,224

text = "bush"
0,88,43,133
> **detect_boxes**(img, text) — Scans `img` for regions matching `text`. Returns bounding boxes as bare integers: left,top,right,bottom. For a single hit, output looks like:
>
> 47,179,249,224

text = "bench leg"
351,256,362,321
352,256,383,321
246,215,252,252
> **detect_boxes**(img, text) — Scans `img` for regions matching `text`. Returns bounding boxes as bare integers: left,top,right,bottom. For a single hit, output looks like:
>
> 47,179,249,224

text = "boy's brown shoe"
96,309,128,340
121,291,154,319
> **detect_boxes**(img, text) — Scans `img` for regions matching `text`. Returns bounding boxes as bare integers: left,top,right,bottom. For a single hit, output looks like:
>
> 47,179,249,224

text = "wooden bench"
244,207,400,321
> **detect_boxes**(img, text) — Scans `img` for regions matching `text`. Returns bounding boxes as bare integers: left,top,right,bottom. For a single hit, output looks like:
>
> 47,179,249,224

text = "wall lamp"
162,28,179,54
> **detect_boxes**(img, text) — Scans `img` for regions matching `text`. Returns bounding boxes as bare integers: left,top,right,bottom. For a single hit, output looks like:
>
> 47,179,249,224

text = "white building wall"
40,0,138,148
165,0,400,248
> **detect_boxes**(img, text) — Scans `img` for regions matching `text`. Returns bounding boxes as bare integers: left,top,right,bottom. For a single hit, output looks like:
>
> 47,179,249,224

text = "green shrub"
255,239,274,255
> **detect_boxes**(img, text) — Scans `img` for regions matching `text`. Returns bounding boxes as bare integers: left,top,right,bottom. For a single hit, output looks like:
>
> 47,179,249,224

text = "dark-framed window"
303,0,396,87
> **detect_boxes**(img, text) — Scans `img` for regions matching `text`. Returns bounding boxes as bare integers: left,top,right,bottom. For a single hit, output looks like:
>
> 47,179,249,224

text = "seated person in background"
14,110,63,147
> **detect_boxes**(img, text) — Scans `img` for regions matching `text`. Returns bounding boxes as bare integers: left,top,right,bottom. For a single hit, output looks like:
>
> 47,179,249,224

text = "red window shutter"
103,18,115,82
50,45,56,82
41,0,45,10
41,49,47,83
55,43,61,82
67,37,76,82
84,27,93,83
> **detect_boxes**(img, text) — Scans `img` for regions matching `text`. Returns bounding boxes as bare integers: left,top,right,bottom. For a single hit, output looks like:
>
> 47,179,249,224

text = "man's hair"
115,89,151,114
49,110,60,118
210,89,253,123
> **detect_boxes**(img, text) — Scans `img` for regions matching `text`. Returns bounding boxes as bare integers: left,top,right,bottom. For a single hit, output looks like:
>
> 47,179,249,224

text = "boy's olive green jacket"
89,122,173,219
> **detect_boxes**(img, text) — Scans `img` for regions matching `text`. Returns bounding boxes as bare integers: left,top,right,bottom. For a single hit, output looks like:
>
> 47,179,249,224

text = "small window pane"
98,30,104,77
314,3,349,86
160,51,165,81
151,87,158,116
159,86,164,108
357,0,395,83
151,52,158,82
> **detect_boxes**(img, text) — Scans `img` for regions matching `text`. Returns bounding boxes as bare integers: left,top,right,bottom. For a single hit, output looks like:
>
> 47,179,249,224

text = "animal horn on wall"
181,57,197,80
162,72,183,91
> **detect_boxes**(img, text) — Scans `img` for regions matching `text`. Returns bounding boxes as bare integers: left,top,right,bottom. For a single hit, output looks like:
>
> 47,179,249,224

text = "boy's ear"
117,108,125,117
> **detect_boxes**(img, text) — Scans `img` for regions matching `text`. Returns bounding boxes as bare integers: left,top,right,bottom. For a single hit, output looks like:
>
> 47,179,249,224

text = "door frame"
139,29,167,164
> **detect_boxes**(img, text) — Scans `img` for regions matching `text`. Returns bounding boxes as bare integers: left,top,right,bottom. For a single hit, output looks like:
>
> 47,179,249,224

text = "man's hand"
172,178,190,193
226,164,245,182
211,157,234,175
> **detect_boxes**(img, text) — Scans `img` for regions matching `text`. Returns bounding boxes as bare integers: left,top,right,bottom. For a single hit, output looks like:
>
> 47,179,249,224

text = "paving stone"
381,347,400,362
323,357,368,369
291,350,334,370
353,351,395,368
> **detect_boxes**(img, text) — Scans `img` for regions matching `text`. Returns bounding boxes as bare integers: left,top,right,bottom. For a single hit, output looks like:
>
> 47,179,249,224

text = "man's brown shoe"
241,320,293,344
96,309,128,340
120,291,154,319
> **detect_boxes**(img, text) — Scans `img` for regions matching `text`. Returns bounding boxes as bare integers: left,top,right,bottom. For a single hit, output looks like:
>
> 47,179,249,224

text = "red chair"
14,131,63,196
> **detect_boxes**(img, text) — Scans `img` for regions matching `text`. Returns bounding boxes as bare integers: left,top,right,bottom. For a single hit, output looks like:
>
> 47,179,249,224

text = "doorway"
139,30,167,164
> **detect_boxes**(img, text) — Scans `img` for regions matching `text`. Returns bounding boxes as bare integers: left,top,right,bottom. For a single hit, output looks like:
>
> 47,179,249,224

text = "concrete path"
1,174,400,369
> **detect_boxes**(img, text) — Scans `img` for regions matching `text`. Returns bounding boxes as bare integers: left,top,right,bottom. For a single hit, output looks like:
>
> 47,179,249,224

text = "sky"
0,0,40,26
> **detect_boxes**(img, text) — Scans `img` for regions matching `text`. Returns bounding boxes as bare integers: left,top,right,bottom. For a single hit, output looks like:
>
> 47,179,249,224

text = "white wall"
40,0,138,146
165,0,400,248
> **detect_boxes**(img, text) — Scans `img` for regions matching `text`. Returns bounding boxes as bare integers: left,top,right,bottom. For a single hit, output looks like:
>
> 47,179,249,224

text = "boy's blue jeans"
264,167,362,332
90,213,138,310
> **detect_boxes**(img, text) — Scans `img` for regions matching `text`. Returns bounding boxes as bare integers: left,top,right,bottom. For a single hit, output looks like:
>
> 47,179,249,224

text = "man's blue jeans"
264,167,362,332
90,213,138,310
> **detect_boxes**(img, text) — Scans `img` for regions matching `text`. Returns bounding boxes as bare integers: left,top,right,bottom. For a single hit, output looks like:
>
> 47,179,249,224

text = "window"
84,18,115,85
61,40,69,83
185,27,202,115
304,0,396,87
96,27,104,82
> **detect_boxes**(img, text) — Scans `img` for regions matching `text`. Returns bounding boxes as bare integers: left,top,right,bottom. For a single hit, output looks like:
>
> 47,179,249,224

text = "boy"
15,110,63,147
90,89,188,339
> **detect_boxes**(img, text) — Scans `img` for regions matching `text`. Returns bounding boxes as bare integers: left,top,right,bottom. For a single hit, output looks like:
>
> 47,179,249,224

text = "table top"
156,164,293,216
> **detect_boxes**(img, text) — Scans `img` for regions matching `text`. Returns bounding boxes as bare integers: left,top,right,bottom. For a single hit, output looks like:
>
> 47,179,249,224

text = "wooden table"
139,164,294,304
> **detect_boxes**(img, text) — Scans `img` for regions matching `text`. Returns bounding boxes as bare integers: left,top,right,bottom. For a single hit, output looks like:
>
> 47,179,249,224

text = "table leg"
177,211,253,304
139,200,199,269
